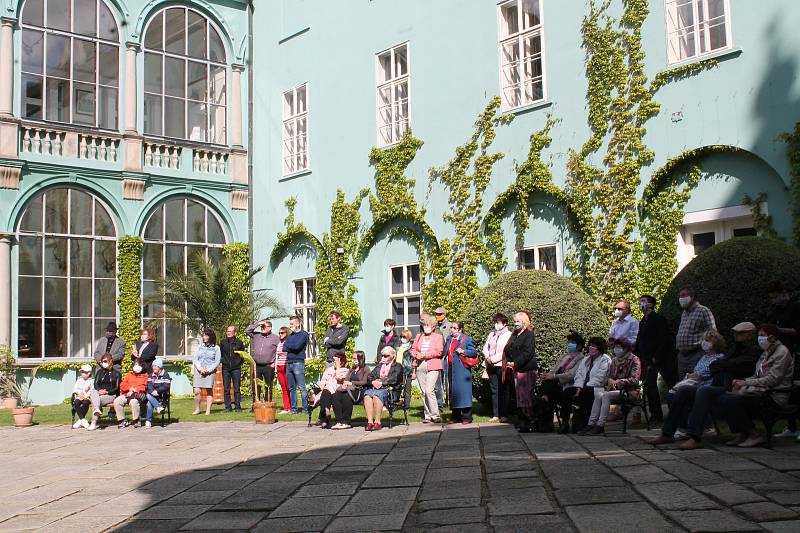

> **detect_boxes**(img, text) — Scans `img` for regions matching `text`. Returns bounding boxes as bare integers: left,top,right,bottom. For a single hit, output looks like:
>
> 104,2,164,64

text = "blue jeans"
286,361,308,413
145,393,161,422
687,385,726,440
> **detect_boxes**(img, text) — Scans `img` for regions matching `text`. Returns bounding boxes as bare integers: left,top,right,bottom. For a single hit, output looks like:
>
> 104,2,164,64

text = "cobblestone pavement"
2,421,800,532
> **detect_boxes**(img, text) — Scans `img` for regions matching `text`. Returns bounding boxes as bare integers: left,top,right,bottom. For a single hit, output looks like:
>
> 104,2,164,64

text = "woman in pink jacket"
412,314,445,423
314,352,347,429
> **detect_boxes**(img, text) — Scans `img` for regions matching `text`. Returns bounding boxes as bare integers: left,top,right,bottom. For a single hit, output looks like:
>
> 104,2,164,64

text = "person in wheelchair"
534,333,586,433
363,346,403,431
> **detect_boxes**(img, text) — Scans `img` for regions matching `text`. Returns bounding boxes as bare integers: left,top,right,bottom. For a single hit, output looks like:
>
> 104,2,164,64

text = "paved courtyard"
2,421,800,532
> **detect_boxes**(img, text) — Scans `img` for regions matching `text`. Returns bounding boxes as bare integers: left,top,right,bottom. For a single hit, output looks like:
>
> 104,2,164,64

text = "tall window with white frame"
376,43,409,147
666,0,731,64
517,244,559,273
292,278,317,357
389,264,421,336
142,6,227,143
19,0,120,129
282,84,309,176
498,0,545,110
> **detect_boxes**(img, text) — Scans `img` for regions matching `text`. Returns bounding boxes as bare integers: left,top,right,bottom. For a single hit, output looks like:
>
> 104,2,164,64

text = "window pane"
518,248,536,270
18,318,42,358
391,267,403,295
22,74,43,119
709,21,727,51
209,105,225,144
407,296,421,327
187,101,206,142
408,264,420,292
73,0,97,37
142,281,161,318
186,200,205,242
521,0,540,29
187,11,206,59
18,236,42,275
391,298,403,325
70,238,91,277
499,1,519,38
538,246,557,272
44,277,67,316
45,189,68,234
21,29,44,74
94,201,115,237
145,12,163,50
394,45,408,77
165,320,184,356
164,199,184,241
19,196,43,232
97,85,118,130
22,0,43,26
46,34,70,78
207,247,222,265
99,44,119,86
144,207,163,241
44,318,66,356
283,90,294,118
45,77,70,122
142,243,162,280
94,278,116,317
164,57,185,98
46,0,70,32
164,97,185,138
70,318,92,358
69,189,92,235
71,278,92,316
72,82,95,126
94,239,116,277
306,279,316,304
165,8,186,54
98,0,118,41
733,227,757,237
18,277,42,316
293,281,304,306
210,66,226,105
44,237,67,276
377,51,391,83
207,213,225,244
209,26,225,63
692,231,716,255
165,244,184,274
143,94,163,136
187,61,206,101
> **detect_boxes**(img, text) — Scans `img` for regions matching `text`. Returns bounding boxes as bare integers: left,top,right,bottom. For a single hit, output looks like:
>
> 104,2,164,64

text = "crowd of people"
70,282,798,446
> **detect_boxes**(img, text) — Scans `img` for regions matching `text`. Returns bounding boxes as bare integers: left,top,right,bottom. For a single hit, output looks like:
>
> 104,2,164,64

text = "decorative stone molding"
193,148,228,175
20,125,66,156
229,148,247,184
144,141,182,170
122,178,146,200
0,164,20,189
231,190,248,210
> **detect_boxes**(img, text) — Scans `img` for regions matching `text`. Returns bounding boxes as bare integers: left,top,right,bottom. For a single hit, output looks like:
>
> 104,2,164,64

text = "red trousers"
276,364,290,410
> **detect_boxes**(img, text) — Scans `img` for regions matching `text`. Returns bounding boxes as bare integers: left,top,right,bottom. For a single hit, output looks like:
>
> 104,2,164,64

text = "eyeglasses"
614,307,625,311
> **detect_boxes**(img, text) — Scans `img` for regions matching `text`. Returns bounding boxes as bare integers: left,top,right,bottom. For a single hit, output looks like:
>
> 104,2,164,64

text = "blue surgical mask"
567,343,577,352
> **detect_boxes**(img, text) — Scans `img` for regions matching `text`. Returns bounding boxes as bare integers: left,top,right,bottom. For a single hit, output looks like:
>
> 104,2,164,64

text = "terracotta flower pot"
2,397,17,409
12,407,34,427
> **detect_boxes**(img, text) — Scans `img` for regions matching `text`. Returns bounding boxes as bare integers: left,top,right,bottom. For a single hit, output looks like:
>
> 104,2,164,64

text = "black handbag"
348,387,365,404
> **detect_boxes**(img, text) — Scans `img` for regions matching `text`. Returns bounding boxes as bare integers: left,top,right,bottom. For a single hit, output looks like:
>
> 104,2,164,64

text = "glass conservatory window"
143,7,227,144
20,0,120,129
141,197,226,356
17,187,118,358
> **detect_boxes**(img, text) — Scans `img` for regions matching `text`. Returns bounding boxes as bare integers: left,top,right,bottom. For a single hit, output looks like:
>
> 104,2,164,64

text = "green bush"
662,236,800,343
463,270,608,406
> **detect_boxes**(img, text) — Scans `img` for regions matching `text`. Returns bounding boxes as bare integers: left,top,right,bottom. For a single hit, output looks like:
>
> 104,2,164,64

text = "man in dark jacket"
767,281,800,437
221,325,246,412
635,295,676,422
246,320,280,403
323,311,349,367
93,322,126,372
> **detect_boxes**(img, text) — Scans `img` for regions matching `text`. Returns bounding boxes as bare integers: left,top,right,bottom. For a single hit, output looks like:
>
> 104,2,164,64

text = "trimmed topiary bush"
463,270,608,406
662,236,800,343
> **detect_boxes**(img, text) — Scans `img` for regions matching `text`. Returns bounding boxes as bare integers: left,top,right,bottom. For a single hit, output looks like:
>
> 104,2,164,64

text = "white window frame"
665,0,733,65
282,83,309,176
676,203,759,271
388,263,422,336
375,42,410,148
497,0,547,111
292,277,317,357
516,243,560,273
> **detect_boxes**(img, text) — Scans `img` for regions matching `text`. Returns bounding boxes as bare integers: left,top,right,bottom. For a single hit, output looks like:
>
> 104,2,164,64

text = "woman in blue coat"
444,321,477,424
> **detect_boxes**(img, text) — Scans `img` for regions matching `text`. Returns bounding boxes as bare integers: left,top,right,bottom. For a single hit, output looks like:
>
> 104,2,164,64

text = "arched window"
142,197,226,356
17,188,117,358
20,0,120,129
142,7,227,144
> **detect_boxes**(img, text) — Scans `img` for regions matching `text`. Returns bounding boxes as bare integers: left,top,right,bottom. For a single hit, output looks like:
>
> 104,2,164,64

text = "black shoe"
132,420,141,428
118,419,129,429
234,407,242,413
225,408,232,413
589,425,605,435
558,423,570,434
578,425,595,435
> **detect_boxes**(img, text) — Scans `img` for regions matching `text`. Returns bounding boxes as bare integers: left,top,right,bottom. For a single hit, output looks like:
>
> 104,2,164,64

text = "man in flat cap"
94,322,126,372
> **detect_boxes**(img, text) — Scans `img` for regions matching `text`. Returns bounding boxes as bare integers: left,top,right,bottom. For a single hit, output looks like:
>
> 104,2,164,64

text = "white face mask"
140,335,148,342
700,340,713,352
101,362,110,369
679,296,692,308
757,336,771,350
383,327,392,334
133,365,143,373
494,323,504,331
380,357,388,364
423,326,433,334
612,347,624,356
613,309,623,318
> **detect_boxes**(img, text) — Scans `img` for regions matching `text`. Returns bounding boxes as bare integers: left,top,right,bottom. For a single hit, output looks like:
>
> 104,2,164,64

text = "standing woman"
132,327,159,364
192,329,221,415
275,327,291,414
482,313,512,422
505,310,538,433
445,321,478,424
412,315,445,423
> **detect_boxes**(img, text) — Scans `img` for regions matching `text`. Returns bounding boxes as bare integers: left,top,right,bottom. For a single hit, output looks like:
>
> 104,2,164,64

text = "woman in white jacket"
482,313,512,422
567,337,611,433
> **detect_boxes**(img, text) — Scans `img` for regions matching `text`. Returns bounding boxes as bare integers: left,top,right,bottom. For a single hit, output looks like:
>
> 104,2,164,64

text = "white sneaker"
488,417,500,423
72,420,82,429
674,429,690,441
145,421,152,428
774,428,797,438
704,427,718,437
93,409,102,417
88,421,97,431
156,406,165,414
79,419,90,429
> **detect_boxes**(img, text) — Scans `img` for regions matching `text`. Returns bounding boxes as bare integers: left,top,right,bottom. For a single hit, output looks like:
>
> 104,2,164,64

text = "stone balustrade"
78,134,120,162
193,148,229,175
143,142,182,170
20,125,66,156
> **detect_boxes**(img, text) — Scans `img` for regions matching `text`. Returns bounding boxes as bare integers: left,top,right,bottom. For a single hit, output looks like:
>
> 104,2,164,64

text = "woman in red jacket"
113,358,149,428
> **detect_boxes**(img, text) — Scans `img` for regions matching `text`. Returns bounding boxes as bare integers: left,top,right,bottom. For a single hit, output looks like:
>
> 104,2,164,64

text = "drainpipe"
247,0,254,270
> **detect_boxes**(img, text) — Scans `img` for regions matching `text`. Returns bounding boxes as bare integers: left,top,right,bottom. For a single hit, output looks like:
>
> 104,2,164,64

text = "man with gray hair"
247,319,279,397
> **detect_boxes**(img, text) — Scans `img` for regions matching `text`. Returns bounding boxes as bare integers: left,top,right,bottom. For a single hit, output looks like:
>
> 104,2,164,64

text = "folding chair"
620,384,651,434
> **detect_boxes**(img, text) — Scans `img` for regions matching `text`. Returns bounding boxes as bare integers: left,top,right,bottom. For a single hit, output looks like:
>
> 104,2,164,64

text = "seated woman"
715,324,794,448
315,352,348,429
72,364,96,430
537,333,586,433
364,346,403,431
645,329,725,446
89,353,121,430
566,337,610,433
331,351,370,429
145,358,172,429
445,321,478,424
580,338,641,435
113,358,149,428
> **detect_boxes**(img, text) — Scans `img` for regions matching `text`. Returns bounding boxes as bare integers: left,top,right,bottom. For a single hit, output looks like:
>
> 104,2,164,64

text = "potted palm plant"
1,368,36,426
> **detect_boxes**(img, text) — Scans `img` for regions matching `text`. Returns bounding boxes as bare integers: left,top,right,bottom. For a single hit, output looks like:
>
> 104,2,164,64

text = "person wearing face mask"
444,321,478,424
765,281,800,439
675,287,716,378
396,329,416,411
330,351,370,429
72,364,97,430
376,319,401,365
113,358,150,428
93,322,126,372
132,328,159,364
568,337,611,433
411,314,445,423
363,347,403,431
89,353,121,428
482,313,512,422
713,324,794,448
314,352,348,429
192,329,221,416
646,329,725,447
433,307,452,411
635,295,676,423
144,358,171,428
323,311,350,368
609,301,639,346
504,311,538,433
537,333,586,433
246,320,279,404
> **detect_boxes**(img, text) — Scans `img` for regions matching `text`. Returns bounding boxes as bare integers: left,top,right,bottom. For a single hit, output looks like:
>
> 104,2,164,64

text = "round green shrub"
662,236,800,342
463,269,608,406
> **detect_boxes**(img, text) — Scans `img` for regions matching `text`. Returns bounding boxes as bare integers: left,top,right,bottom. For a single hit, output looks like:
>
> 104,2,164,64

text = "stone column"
230,64,244,148
0,18,15,119
0,234,12,349
124,42,139,135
